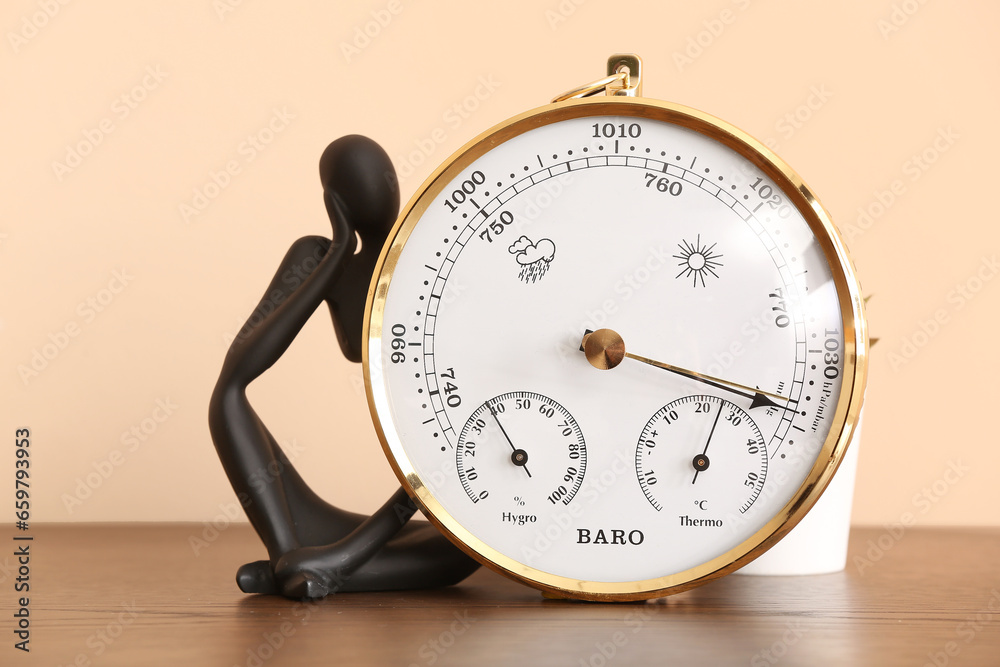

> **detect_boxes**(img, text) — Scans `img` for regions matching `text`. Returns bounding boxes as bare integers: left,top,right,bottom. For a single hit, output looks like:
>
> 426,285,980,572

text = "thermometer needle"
692,408,722,485
581,329,791,410
490,405,532,478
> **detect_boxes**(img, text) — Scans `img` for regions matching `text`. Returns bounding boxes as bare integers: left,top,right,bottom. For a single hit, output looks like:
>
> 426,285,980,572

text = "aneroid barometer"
364,54,867,601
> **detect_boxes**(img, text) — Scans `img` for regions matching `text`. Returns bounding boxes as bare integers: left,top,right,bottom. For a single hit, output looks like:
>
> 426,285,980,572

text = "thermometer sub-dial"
456,392,586,512
635,395,767,518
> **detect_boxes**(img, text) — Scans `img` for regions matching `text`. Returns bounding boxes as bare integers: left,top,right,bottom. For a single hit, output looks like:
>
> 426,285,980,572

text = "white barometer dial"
365,69,866,600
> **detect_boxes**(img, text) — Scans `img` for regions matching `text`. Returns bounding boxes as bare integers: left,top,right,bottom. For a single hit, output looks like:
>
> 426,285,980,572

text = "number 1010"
592,123,641,138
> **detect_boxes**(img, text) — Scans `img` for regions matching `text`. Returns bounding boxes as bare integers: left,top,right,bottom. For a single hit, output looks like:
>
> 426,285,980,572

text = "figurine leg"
268,488,481,599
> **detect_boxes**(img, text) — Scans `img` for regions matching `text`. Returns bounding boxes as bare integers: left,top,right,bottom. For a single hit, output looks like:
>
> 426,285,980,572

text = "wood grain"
3,524,998,666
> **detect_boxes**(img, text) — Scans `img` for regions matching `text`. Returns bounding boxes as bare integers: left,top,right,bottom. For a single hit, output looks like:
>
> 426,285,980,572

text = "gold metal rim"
363,95,868,601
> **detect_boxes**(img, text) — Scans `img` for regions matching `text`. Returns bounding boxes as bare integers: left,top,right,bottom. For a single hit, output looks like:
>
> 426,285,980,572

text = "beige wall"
2,0,996,526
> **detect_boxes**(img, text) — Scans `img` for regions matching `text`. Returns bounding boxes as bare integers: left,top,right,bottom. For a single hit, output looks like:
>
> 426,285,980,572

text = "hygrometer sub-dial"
455,392,586,515
635,395,767,518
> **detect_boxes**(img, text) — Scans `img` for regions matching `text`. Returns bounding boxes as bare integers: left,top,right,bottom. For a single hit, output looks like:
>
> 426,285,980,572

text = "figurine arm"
209,225,353,560
218,226,354,387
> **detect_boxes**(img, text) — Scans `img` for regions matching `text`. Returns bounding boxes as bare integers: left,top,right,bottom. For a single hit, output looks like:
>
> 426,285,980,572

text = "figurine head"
319,135,399,242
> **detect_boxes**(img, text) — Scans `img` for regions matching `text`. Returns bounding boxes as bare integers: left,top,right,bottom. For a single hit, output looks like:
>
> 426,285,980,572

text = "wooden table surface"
4,524,999,666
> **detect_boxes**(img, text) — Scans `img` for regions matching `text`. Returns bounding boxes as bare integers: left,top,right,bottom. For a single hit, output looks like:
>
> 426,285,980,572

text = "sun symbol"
674,235,723,288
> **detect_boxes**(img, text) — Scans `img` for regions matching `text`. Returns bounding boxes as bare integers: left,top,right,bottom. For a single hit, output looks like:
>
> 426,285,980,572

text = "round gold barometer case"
364,54,867,601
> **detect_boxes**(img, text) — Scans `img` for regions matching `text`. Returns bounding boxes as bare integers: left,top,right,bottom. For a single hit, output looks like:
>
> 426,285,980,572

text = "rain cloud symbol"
508,235,556,284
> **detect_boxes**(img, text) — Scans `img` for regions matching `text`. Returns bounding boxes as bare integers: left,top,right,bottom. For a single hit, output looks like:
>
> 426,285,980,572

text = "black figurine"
209,135,479,600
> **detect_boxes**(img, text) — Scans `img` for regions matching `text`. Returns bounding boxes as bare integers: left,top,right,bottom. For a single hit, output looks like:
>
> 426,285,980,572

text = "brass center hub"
583,328,626,370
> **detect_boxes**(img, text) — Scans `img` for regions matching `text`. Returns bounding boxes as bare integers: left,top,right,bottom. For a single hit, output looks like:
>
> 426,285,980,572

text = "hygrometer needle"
490,406,531,478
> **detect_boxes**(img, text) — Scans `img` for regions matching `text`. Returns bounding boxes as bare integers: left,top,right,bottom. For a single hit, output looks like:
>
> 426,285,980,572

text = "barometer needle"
581,329,792,410
490,404,531,478
626,350,787,408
